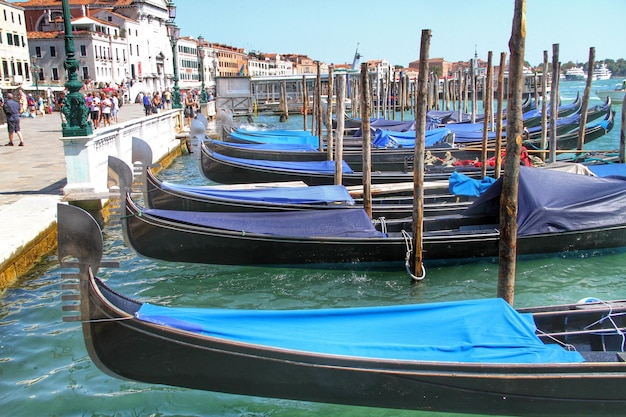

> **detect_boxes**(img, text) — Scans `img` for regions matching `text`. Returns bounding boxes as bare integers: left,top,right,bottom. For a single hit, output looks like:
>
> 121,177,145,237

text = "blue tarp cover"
211,140,319,152
212,150,355,174
587,163,626,178
143,207,383,238
236,128,314,137
160,183,355,205
230,130,320,147
136,298,583,363
371,127,452,148
448,171,496,197
464,165,626,236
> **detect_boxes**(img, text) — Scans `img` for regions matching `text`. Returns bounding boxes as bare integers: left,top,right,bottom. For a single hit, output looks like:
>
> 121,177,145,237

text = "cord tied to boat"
402,230,426,281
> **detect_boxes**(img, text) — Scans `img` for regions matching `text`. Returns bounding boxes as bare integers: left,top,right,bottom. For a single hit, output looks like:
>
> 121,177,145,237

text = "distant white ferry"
592,63,612,80
564,66,587,81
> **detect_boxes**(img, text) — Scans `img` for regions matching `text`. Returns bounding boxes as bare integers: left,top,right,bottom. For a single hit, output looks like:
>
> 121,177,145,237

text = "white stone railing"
61,109,183,198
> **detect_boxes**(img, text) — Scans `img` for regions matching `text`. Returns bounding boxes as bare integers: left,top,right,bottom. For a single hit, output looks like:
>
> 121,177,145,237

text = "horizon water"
0,78,624,417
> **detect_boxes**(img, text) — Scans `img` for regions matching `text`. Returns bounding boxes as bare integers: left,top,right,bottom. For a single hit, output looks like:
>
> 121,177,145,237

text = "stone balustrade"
61,109,184,199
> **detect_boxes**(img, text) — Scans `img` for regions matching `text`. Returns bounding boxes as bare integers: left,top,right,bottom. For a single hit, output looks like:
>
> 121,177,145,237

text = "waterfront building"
16,0,180,102
0,1,32,92
209,43,247,77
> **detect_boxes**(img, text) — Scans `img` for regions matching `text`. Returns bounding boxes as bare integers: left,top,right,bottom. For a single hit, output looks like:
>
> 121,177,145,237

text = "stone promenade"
0,102,148,290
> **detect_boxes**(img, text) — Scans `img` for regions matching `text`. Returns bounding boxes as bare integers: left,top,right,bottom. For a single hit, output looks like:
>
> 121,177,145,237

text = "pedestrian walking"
111,92,119,123
90,93,101,129
3,93,25,146
184,91,195,128
143,93,152,116
101,93,112,127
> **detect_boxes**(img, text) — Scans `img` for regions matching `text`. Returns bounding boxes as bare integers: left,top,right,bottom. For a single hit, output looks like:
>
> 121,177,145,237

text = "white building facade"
0,1,32,91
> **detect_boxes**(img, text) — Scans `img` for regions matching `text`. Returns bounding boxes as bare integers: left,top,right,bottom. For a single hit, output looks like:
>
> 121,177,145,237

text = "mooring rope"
401,230,425,281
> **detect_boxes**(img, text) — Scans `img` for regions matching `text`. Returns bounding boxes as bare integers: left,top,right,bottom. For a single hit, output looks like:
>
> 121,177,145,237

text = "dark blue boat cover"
136,297,583,363
160,182,356,205
210,140,319,152
212,150,355,174
464,166,626,236
448,171,496,197
371,127,452,148
144,207,383,238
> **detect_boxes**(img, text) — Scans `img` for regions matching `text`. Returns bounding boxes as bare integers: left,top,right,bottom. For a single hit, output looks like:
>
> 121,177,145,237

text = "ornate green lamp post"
61,0,92,136
197,35,208,104
166,1,182,109
30,55,40,96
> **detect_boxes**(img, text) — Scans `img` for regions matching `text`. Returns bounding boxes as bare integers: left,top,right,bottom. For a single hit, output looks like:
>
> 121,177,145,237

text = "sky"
175,0,625,67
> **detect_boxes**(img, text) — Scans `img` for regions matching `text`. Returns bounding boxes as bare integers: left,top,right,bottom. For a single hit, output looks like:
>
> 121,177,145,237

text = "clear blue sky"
175,0,624,67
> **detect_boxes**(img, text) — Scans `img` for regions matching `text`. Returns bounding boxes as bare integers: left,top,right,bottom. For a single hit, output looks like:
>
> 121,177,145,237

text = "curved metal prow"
57,203,104,276
195,112,208,129
131,137,156,202
58,203,118,324
107,155,134,197
131,136,153,167
189,118,206,158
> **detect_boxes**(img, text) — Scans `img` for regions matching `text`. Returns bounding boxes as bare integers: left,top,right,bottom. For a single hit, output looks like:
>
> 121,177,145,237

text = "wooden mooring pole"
577,47,595,150
497,0,525,305
326,66,334,161
481,51,493,179
494,52,506,178
335,74,346,185
410,28,431,281
360,62,372,218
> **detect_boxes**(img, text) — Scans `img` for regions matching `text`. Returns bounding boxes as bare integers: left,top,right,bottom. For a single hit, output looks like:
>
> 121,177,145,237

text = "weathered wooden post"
335,74,346,185
326,67,334,161
302,75,308,131
540,50,549,159
549,44,560,162
621,98,626,163
411,29,431,281
470,58,477,124
498,0,526,305
279,80,288,122
316,61,323,150
360,62,372,218
494,52,506,178
577,47,595,150
481,51,493,179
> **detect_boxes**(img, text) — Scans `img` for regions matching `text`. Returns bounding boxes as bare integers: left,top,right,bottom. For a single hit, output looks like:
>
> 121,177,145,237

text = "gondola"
210,128,458,172
199,142,488,186
127,140,470,218
447,97,612,146
58,202,626,417
523,107,615,151
113,165,626,269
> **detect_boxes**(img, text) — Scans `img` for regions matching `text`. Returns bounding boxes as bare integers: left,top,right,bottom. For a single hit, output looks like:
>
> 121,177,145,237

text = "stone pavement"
0,102,149,290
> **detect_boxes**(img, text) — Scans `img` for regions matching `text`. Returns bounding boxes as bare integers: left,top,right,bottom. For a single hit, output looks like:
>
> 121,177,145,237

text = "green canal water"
0,79,624,416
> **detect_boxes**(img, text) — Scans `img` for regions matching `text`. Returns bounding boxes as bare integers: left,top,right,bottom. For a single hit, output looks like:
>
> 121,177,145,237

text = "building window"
50,46,57,57
35,46,41,57
52,68,59,81
13,34,19,46
38,68,44,81
6,33,12,46
80,45,87,56
82,67,89,80
21,36,25,47
2,60,8,79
